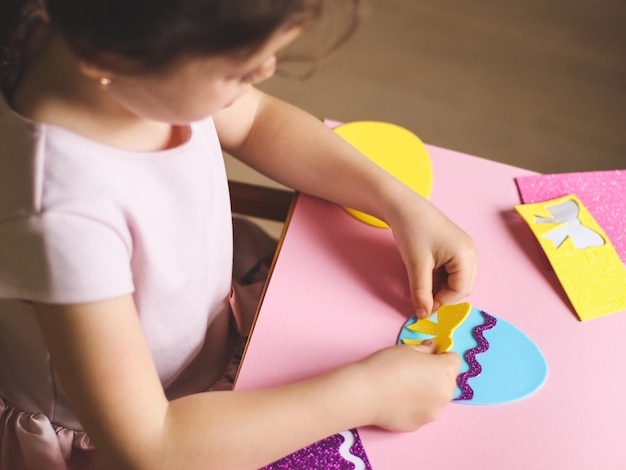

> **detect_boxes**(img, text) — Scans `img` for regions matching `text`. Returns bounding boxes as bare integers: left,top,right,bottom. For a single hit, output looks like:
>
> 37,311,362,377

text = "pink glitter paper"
515,170,626,265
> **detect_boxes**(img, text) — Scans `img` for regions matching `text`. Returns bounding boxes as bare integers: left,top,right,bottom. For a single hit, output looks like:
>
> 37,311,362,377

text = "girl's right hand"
356,342,461,432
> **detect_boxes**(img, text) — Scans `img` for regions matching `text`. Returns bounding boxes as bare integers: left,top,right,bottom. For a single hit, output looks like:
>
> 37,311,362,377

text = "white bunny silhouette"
534,199,605,249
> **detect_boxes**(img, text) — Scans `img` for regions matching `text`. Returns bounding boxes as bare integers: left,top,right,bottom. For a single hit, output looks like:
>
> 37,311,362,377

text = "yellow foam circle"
333,121,433,228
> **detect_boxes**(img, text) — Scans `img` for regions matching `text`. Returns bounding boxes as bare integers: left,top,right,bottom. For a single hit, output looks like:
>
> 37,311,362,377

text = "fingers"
406,342,461,370
407,339,437,354
397,210,477,319
439,350,462,372
432,250,477,310
409,260,475,319
408,258,435,319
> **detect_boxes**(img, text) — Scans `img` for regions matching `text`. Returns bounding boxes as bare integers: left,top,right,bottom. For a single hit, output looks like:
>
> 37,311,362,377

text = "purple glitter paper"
262,429,373,470
454,311,497,402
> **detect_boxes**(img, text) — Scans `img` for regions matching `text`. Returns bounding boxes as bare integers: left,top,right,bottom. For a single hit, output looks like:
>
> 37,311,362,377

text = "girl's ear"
79,51,137,81
78,61,115,90
79,61,111,80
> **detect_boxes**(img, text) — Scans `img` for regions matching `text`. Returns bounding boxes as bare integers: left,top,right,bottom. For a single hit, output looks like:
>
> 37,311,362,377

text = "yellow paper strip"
515,194,626,321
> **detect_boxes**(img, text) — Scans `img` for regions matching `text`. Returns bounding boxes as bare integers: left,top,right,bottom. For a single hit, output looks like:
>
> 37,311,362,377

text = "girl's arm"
214,88,477,317
36,295,459,470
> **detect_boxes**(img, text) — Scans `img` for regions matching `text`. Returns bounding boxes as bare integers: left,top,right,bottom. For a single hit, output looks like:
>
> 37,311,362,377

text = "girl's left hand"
386,191,477,319
214,90,476,315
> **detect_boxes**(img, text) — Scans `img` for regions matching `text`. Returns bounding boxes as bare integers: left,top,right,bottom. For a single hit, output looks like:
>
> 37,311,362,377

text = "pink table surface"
235,146,626,469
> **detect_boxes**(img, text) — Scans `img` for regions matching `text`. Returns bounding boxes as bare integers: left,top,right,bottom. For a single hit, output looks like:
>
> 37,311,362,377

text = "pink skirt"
0,397,103,470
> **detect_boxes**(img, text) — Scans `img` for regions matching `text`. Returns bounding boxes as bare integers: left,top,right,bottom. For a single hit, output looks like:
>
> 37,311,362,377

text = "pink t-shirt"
0,93,234,465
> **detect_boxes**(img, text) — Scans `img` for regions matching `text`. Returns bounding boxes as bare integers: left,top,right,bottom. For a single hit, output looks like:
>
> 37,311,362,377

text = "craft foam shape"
515,194,626,321
398,303,548,405
262,429,372,470
515,169,626,265
333,121,433,228
402,302,471,353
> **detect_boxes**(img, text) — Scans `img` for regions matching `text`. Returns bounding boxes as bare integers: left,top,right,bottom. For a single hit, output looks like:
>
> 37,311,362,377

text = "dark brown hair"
2,0,359,92
0,0,40,91
46,0,327,72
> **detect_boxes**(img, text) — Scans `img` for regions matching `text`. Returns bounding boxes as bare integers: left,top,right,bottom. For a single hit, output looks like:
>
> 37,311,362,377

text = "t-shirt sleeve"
0,212,134,303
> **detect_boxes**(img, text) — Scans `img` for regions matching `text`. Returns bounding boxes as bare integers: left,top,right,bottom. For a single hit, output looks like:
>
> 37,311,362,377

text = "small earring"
99,77,112,90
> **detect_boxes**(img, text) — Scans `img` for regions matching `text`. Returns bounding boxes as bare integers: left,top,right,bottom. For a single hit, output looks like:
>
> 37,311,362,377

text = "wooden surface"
228,181,293,222
225,0,625,237
256,0,625,173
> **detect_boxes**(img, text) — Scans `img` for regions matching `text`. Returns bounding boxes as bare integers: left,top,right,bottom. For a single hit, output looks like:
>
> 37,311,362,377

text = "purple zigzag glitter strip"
453,311,497,402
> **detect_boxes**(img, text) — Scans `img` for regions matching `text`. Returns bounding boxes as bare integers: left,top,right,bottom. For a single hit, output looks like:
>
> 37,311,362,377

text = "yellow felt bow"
402,302,472,353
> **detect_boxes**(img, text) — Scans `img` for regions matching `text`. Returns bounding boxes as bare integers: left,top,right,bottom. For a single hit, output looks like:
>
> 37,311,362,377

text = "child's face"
103,27,301,124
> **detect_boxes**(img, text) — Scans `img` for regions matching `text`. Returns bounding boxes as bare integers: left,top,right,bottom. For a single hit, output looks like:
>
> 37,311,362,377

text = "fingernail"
416,308,427,318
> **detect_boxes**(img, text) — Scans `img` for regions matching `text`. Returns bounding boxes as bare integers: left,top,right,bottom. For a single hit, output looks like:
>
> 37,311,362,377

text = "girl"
0,1,476,469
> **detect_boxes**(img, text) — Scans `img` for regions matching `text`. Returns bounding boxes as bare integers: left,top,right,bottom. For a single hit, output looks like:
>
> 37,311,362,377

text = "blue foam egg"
398,305,547,405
